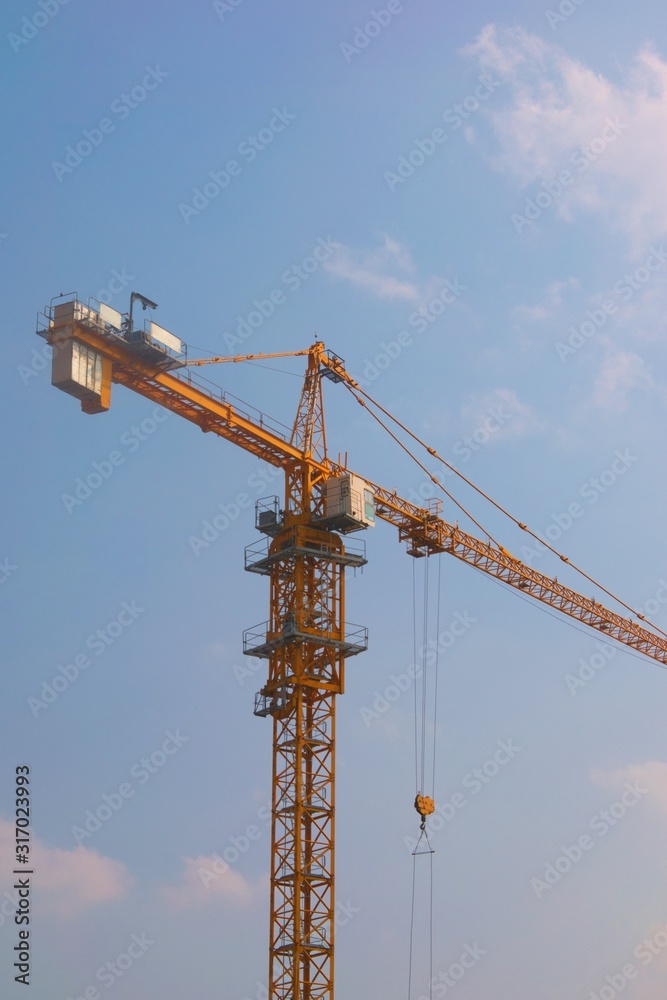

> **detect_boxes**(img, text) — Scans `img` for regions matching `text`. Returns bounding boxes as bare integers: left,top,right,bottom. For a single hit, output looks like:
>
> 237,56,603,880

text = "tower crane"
37,292,667,1000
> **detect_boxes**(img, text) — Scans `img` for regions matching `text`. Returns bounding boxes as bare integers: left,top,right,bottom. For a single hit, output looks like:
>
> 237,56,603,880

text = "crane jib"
369,489,667,665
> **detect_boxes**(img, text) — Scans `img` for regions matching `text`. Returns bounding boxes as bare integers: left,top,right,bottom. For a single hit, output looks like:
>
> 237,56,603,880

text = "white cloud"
161,854,264,910
0,818,131,917
609,266,667,344
324,235,422,301
512,277,579,324
460,387,543,441
591,347,653,410
592,760,667,815
464,25,667,246
203,640,231,659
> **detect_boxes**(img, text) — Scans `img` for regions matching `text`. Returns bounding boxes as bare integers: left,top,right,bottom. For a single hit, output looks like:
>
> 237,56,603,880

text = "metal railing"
244,534,367,572
36,296,291,442
244,617,368,655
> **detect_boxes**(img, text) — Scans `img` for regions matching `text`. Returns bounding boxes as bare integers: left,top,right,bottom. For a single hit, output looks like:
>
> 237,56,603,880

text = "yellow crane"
37,292,667,1000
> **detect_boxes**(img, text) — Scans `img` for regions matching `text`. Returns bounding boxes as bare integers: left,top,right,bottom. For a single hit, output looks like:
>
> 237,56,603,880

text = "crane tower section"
243,342,372,999
245,515,368,998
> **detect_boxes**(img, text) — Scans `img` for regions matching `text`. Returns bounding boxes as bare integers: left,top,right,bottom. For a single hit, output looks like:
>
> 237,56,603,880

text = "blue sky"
3,1,667,997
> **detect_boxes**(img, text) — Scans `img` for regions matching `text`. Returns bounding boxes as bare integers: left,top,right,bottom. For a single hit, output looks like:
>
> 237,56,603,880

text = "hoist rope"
407,854,417,1000
407,826,436,1000
421,558,430,795
429,848,434,1000
432,557,442,797
412,561,419,792
408,557,438,1000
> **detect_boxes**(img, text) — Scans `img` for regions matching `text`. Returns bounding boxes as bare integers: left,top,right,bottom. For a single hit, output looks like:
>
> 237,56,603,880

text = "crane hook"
414,793,435,831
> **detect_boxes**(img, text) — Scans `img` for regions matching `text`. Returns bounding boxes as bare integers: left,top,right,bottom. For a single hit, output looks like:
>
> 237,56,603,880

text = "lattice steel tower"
244,346,368,999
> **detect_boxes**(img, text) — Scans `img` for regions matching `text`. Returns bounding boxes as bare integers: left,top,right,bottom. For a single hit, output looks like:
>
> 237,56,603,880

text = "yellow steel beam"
48,320,320,470
366,481,667,665
184,348,313,367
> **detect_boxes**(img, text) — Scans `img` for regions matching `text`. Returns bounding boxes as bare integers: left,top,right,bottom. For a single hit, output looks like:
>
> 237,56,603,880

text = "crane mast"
256,515,348,998
248,344,365,997
37,294,667,1000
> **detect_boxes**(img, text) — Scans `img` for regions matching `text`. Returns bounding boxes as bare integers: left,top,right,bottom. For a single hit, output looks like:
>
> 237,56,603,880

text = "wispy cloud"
0,818,131,917
324,235,423,301
161,854,264,910
464,25,667,246
592,760,667,814
461,387,543,440
512,277,579,325
591,347,654,410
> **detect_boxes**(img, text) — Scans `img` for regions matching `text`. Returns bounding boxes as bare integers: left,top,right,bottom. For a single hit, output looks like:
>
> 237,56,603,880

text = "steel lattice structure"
37,296,667,999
